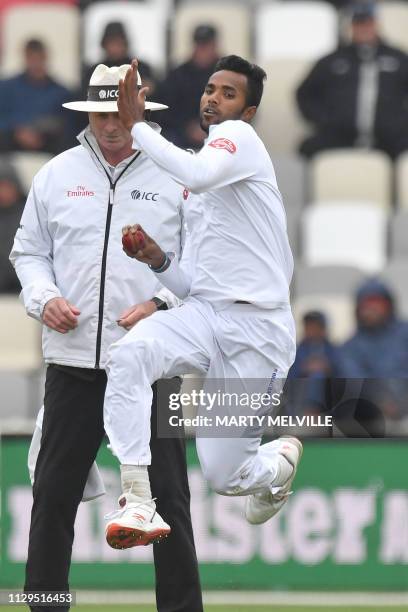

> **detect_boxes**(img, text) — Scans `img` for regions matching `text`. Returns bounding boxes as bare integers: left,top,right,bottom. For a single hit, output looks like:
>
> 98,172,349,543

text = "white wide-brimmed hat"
63,64,167,113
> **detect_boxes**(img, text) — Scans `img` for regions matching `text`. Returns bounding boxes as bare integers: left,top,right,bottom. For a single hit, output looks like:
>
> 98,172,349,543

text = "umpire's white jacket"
10,125,185,369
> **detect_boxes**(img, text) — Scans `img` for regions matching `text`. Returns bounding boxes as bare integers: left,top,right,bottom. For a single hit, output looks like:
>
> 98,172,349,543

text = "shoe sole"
106,524,171,549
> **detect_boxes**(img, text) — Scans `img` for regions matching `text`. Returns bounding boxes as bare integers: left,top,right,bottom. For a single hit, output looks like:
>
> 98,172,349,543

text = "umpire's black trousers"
25,365,203,612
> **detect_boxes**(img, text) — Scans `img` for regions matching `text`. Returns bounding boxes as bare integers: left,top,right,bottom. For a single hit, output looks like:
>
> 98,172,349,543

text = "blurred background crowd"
0,0,408,434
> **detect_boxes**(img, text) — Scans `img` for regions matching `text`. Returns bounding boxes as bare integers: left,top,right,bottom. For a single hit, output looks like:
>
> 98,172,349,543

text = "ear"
241,106,257,123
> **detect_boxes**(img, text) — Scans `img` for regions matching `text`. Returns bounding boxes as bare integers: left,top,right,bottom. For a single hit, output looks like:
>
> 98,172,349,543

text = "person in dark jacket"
154,24,220,149
288,311,341,416
296,1,408,159
290,311,341,379
0,161,25,293
0,39,71,154
340,278,408,420
82,21,155,94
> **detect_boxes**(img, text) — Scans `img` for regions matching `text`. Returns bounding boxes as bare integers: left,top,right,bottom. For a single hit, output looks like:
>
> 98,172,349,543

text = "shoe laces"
272,489,293,502
104,497,156,521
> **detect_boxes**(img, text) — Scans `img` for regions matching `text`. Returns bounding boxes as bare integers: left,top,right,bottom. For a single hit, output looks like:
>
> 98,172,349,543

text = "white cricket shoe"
105,493,171,549
245,436,303,525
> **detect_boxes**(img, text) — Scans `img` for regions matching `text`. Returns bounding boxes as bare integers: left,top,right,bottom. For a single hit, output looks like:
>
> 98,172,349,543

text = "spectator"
296,1,408,159
0,161,25,293
340,278,408,420
290,311,341,379
0,39,72,154
82,22,155,95
155,24,220,149
287,311,341,416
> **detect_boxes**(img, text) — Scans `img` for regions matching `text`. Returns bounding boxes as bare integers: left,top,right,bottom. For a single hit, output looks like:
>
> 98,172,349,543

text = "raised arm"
118,60,259,194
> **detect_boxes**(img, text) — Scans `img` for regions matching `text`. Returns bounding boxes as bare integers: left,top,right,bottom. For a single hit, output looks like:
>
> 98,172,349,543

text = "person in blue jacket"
340,278,408,421
0,39,71,153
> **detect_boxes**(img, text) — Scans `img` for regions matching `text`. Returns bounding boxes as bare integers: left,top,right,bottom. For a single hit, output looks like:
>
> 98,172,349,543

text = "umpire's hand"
117,300,158,331
42,297,80,334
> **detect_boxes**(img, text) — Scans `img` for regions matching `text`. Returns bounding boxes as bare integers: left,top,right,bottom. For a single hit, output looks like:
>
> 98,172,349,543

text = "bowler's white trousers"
104,298,296,496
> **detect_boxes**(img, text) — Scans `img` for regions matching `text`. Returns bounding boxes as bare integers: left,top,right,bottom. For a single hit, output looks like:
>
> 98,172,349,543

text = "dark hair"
214,55,267,108
303,310,327,327
193,24,217,44
101,21,128,48
25,38,46,53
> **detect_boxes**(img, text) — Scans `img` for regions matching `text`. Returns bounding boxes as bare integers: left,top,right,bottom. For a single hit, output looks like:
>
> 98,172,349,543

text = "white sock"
120,465,152,501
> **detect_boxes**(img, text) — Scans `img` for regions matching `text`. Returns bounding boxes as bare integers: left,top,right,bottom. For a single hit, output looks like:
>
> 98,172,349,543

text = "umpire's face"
199,70,256,133
89,112,133,157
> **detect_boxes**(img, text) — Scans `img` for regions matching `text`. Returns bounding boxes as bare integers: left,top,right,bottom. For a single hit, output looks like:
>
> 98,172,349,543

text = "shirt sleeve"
152,194,191,307
152,252,192,300
9,174,61,321
131,120,260,194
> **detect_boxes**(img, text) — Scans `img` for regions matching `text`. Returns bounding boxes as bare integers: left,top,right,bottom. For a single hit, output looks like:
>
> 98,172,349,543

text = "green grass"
3,607,408,612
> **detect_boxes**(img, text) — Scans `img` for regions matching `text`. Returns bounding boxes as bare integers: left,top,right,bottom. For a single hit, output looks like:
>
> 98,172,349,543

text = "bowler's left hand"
118,59,148,131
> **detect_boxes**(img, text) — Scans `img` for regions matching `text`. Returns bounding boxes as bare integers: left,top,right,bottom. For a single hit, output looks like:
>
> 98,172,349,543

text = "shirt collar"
77,121,162,178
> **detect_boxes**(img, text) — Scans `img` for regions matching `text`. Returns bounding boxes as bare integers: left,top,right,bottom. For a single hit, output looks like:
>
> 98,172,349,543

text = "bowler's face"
199,70,254,133
89,112,132,154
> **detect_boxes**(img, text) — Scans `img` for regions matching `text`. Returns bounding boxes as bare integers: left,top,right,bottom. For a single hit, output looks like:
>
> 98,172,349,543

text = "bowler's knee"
201,462,242,496
107,336,167,387
107,337,158,376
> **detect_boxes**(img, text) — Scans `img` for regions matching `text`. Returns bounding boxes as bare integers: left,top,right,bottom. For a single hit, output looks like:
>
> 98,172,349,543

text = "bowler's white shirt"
131,119,293,310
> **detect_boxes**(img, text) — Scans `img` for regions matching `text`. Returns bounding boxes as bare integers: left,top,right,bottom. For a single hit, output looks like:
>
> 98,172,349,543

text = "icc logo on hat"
62,64,168,112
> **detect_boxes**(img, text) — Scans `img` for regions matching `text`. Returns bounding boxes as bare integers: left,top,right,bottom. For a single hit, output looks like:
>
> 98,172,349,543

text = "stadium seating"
302,203,387,272
170,1,250,65
381,259,408,318
272,153,307,211
0,3,81,88
293,293,354,342
287,214,300,258
256,59,312,154
311,150,392,208
0,295,43,422
255,1,338,62
0,296,42,371
82,2,169,73
293,264,364,298
11,152,53,195
273,154,307,255
396,152,408,209
390,210,408,258
378,2,408,54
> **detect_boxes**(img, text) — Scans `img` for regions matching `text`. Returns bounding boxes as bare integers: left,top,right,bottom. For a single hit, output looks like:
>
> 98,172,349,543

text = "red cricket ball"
122,230,146,253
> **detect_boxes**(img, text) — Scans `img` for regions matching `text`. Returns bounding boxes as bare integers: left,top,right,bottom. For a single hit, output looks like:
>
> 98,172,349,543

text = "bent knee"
201,464,243,496
107,337,164,378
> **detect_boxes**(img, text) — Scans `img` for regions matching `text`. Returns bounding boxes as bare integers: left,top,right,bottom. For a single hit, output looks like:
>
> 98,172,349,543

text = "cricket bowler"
103,56,303,549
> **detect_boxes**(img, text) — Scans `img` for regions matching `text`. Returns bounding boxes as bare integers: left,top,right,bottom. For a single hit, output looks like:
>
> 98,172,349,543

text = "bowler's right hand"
42,297,81,334
122,224,166,269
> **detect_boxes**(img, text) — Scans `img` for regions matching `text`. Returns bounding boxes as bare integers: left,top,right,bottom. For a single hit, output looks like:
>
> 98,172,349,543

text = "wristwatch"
151,296,168,311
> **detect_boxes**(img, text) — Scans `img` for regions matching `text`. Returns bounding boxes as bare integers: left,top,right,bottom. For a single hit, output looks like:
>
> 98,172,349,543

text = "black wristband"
149,253,171,273
151,297,168,311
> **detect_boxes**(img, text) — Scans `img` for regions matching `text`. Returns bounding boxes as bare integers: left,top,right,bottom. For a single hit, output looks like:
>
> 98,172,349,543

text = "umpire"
10,64,202,612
